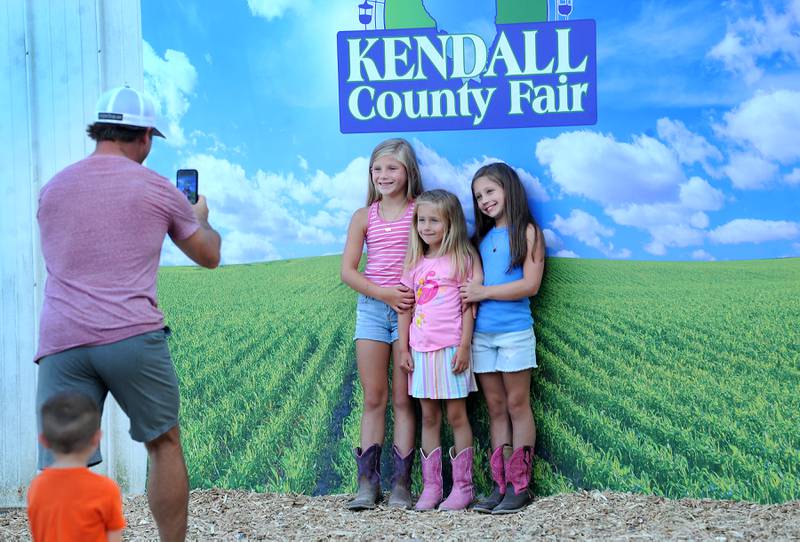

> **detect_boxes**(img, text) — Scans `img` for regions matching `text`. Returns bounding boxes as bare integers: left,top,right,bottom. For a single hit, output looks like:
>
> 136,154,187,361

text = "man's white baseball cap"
94,85,165,138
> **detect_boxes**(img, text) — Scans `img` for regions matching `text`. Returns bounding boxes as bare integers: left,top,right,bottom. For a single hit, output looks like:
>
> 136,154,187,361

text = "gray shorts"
36,328,179,468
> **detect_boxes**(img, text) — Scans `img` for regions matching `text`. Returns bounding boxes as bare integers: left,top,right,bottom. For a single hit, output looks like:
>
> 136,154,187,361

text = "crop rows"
158,256,800,503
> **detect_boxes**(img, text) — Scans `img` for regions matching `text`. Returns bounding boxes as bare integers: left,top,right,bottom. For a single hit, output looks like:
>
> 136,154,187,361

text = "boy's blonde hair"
41,392,100,454
405,189,476,281
366,138,424,205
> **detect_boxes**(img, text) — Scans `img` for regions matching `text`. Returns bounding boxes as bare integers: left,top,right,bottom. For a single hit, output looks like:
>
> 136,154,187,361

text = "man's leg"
91,329,186,540
36,347,107,468
145,425,189,542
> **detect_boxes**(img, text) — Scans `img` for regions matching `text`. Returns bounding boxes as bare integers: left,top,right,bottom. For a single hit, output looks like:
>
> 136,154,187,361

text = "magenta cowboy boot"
414,447,443,511
439,446,474,511
472,444,511,513
492,445,533,514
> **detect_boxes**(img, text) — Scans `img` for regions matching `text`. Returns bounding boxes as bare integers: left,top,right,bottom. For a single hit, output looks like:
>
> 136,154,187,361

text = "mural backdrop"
142,0,799,502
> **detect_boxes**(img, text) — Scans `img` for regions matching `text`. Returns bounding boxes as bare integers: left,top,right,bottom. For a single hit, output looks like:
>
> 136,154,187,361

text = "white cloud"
554,250,579,258
255,170,317,205
691,249,715,261
708,2,800,84
606,202,688,230
679,177,725,211
414,141,549,225
542,228,563,250
551,209,629,258
308,210,350,230
536,131,685,205
690,212,710,230
644,241,666,256
648,223,705,250
204,53,213,65
143,41,197,146
605,175,723,255
189,130,244,155
222,231,281,264
298,155,309,171
716,90,800,164
180,153,341,264
708,219,800,244
247,0,310,20
785,168,800,185
657,118,723,177
309,157,369,214
722,152,779,190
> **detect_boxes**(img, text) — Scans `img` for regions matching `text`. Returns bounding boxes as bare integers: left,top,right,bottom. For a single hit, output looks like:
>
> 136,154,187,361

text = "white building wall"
1,0,147,507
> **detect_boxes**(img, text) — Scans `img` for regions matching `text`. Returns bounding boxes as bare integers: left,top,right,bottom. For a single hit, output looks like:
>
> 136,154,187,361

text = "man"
34,86,221,542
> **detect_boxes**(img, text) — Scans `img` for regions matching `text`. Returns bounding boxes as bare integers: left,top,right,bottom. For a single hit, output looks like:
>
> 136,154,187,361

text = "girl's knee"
420,407,441,428
507,394,532,418
392,392,413,412
485,395,507,417
446,404,468,428
363,390,388,412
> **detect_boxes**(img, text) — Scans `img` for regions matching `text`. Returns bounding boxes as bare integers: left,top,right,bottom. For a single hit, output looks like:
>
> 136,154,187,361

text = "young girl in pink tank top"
341,138,424,510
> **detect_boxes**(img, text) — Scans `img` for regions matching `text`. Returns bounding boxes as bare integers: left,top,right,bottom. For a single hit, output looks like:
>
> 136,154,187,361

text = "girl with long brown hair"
460,162,545,514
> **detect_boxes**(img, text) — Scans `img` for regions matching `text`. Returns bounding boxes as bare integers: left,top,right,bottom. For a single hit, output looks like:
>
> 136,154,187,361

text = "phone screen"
176,169,198,204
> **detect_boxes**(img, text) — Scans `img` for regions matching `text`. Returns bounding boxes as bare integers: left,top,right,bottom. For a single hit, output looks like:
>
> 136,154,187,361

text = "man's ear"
38,433,50,448
90,429,103,448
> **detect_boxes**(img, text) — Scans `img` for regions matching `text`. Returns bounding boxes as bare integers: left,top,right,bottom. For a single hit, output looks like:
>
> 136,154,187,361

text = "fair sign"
337,20,597,133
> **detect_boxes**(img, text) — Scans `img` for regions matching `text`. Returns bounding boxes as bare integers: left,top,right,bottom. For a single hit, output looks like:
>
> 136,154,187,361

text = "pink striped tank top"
364,200,415,287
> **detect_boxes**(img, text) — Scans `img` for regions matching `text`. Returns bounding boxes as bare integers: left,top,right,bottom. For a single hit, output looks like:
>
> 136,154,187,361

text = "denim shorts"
36,328,179,468
353,294,399,344
472,328,537,373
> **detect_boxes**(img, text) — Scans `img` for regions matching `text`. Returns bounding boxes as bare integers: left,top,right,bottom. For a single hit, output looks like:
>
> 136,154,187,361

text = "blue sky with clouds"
141,0,800,264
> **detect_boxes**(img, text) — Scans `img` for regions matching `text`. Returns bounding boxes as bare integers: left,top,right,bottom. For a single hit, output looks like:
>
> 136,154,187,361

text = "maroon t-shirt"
35,154,199,361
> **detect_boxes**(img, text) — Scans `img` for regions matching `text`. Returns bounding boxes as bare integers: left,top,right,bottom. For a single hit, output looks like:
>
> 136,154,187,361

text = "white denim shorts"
472,328,537,373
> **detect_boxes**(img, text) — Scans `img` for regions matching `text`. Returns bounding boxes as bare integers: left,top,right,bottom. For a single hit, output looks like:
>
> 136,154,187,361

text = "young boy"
27,392,126,542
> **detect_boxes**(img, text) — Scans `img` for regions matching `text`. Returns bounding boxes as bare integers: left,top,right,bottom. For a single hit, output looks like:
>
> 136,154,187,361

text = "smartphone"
176,169,198,204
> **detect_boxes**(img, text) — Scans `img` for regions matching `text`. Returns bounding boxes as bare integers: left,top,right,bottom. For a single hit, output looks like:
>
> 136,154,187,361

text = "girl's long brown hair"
471,162,542,270
405,190,476,282
366,138,424,205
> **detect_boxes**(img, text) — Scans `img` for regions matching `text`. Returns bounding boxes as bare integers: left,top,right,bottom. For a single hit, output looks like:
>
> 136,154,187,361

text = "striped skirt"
409,346,478,399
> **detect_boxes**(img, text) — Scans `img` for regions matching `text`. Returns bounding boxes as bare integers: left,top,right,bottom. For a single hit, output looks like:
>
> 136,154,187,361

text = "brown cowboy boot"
492,445,533,514
387,445,414,509
473,444,511,513
347,444,382,511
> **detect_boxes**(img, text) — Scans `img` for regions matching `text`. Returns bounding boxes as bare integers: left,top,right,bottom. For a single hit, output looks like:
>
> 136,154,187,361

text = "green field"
157,256,800,503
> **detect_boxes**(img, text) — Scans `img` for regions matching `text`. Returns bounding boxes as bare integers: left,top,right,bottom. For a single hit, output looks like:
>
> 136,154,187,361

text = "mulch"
2,489,799,540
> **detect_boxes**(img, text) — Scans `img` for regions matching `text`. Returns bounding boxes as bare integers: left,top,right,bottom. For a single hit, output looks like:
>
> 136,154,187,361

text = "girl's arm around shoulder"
522,223,545,295
459,224,544,303
397,310,414,373
340,207,414,312
453,262,477,373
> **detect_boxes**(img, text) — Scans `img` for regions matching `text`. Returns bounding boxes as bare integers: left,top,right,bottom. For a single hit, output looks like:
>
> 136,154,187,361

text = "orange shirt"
27,467,125,542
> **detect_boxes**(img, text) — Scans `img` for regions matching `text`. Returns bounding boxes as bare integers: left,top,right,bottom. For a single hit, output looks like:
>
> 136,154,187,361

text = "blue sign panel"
337,20,596,133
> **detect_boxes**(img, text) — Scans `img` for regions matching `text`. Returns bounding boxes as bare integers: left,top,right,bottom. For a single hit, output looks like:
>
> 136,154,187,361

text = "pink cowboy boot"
414,447,443,511
439,446,474,511
472,444,511,513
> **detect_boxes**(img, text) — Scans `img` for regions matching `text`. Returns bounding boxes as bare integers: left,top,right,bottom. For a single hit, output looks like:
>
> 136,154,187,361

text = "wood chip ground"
2,489,799,540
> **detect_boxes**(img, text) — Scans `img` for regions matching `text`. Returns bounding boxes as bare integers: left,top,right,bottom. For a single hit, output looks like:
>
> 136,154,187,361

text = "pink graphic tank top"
364,200,415,287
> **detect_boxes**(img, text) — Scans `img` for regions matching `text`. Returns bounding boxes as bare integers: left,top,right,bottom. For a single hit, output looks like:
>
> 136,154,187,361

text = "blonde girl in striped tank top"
341,138,423,510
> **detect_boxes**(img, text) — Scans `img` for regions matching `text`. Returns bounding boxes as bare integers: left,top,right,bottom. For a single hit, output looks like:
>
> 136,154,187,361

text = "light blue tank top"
475,226,533,333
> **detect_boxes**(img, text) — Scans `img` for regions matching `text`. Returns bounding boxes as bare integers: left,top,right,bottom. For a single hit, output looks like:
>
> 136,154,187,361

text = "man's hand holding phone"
176,169,199,204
